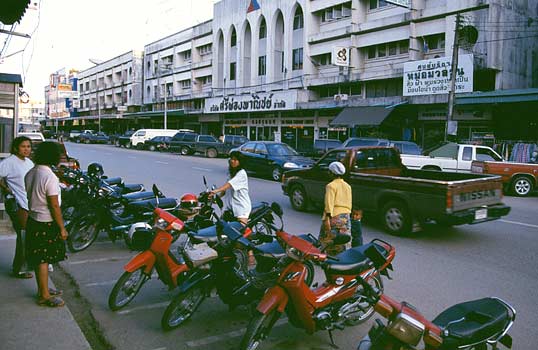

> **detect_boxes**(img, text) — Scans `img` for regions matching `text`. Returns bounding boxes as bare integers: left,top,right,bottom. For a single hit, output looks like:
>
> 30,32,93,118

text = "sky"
0,0,218,100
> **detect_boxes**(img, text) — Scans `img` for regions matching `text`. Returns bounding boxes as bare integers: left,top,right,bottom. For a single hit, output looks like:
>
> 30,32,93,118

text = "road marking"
156,161,169,165
0,235,16,241
499,219,538,229
117,301,169,315
68,256,133,265
186,318,288,347
192,167,211,172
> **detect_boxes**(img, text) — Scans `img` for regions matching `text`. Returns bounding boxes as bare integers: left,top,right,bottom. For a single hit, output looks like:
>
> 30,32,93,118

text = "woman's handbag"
4,193,19,214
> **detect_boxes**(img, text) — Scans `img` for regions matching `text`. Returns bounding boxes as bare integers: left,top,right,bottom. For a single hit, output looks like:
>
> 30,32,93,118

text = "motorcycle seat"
105,177,122,186
122,191,155,202
129,198,178,211
191,221,243,243
433,298,512,349
256,234,317,258
120,183,144,193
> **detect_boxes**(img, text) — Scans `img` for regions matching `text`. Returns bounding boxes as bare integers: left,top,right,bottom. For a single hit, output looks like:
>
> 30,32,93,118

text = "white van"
129,129,192,148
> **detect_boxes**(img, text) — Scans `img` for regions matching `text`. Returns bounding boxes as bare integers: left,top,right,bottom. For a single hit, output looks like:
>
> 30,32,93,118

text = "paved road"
62,142,538,350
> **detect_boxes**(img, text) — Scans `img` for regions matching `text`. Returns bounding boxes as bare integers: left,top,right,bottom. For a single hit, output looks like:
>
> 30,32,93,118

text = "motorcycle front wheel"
240,309,281,350
345,275,384,326
108,267,148,311
67,215,100,252
161,286,206,331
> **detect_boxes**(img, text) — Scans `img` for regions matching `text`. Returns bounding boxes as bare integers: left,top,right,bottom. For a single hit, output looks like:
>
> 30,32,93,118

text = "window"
366,40,410,59
183,133,197,142
199,135,217,142
129,67,132,76
147,61,151,72
399,40,409,54
388,42,397,56
231,29,237,47
230,62,237,80
293,48,303,70
79,84,83,92
462,147,473,161
201,76,212,86
317,53,331,66
173,133,184,141
424,33,445,51
129,89,132,98
135,131,146,137
180,79,191,89
234,136,248,145
147,86,151,96
259,19,267,39
242,142,256,153
255,143,268,155
368,46,377,59
183,50,192,61
318,150,348,169
293,7,304,30
258,56,267,76
199,44,212,55
369,0,388,10
476,148,502,161
378,45,386,57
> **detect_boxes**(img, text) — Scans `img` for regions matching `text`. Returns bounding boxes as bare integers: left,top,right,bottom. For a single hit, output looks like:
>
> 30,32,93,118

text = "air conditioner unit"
334,94,349,102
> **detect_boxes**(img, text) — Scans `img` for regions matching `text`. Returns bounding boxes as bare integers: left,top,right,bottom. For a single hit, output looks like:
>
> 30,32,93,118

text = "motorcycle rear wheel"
344,275,384,326
67,215,100,252
240,309,281,350
161,286,206,331
108,267,147,311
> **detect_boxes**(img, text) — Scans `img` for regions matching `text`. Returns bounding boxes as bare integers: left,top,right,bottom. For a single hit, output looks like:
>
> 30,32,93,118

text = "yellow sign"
58,84,72,91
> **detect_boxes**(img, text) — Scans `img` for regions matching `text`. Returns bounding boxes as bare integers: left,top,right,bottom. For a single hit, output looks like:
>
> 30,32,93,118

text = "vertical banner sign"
333,47,350,67
403,54,474,96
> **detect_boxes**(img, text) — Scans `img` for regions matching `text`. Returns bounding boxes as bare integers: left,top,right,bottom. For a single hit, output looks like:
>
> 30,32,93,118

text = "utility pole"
446,13,462,141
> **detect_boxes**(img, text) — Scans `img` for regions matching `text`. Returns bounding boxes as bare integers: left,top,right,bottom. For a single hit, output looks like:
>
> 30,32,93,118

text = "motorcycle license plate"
475,209,487,220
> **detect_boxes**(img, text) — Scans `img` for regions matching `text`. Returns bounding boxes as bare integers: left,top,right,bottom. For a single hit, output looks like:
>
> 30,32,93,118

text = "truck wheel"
125,142,132,149
422,166,441,171
290,185,308,211
271,167,282,181
76,138,81,143
512,176,534,197
149,145,156,152
206,148,218,158
136,143,144,150
115,140,120,147
85,139,91,144
381,200,412,236
180,146,191,156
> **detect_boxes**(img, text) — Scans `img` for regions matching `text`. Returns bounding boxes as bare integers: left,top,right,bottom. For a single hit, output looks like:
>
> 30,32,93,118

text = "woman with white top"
0,136,34,278
25,142,68,307
210,151,251,225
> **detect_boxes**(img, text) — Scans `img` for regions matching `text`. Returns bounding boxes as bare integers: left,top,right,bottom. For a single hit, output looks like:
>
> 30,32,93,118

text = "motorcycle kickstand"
328,330,339,349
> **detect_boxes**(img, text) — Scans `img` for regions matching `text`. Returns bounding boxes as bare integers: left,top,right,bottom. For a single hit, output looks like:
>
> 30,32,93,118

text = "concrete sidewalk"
0,234,91,350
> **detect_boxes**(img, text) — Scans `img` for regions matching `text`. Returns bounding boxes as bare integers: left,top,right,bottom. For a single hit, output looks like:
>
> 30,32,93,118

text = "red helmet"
180,193,198,210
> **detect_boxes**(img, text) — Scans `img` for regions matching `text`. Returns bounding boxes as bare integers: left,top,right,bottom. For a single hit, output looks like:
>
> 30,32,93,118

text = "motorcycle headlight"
386,313,425,346
68,172,76,178
154,217,168,230
283,162,299,169
285,246,304,261
78,177,86,184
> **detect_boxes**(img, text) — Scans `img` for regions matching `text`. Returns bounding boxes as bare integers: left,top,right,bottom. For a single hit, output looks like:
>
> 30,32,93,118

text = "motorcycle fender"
256,286,289,315
177,270,211,294
124,251,155,275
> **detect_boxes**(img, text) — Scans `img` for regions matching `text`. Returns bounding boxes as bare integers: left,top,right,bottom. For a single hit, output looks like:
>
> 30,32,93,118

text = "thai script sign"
403,54,474,96
204,91,297,114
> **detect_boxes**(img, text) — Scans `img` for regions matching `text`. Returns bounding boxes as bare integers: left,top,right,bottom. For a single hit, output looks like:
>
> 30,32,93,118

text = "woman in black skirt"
25,142,68,307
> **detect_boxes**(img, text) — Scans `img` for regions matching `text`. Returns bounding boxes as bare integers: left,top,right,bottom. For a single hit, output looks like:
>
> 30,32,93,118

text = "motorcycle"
240,231,395,350
355,280,515,350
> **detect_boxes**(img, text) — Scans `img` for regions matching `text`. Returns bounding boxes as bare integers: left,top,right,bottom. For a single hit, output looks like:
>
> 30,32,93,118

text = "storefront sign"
204,91,297,114
332,47,350,67
403,54,474,96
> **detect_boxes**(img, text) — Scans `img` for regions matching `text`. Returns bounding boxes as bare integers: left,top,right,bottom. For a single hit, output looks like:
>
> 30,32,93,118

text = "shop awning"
330,107,392,127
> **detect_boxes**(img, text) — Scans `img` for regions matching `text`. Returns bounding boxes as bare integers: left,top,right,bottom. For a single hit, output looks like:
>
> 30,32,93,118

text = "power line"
21,0,43,85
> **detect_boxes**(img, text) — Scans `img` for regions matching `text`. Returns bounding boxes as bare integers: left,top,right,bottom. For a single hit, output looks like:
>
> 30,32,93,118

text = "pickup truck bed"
282,147,510,235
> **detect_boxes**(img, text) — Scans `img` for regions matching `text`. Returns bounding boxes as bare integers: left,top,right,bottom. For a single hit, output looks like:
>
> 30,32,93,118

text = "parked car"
389,140,422,155
302,139,343,159
115,130,136,147
472,160,538,197
342,137,390,147
79,131,110,144
18,132,45,142
401,142,503,172
69,130,82,141
169,132,249,157
282,146,511,235
130,129,189,149
143,136,172,151
232,141,315,181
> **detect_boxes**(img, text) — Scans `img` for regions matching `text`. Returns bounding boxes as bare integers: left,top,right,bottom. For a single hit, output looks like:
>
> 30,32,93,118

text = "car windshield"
347,139,384,147
267,143,298,156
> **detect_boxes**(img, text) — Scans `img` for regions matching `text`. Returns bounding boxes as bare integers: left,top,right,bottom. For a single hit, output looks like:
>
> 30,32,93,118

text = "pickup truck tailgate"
450,177,503,212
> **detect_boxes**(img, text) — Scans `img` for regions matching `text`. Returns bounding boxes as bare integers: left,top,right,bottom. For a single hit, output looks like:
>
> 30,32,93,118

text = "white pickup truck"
401,142,504,172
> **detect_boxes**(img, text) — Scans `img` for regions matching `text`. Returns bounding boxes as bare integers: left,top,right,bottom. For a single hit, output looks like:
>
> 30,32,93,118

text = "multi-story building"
18,99,45,126
207,0,538,149
143,20,216,134
44,68,78,120
77,50,144,132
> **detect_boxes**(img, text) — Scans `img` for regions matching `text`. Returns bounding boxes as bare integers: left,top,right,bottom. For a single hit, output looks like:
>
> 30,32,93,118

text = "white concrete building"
143,20,216,133
77,50,144,131
207,0,538,149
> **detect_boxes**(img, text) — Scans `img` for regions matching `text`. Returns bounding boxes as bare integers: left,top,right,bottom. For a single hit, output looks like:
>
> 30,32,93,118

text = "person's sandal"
49,288,63,296
37,296,65,308
12,271,33,279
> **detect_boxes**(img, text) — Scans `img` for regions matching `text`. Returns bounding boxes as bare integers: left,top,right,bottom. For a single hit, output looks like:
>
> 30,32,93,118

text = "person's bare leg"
35,263,50,300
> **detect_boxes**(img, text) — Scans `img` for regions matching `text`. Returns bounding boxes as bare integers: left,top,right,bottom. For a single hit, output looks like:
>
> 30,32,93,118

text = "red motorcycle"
356,280,515,350
240,231,395,350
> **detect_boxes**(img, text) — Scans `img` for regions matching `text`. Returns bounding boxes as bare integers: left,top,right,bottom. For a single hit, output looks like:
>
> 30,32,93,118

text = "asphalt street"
62,142,538,350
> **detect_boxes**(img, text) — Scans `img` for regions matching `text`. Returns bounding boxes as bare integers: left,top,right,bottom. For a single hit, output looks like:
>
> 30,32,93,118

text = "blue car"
232,141,315,181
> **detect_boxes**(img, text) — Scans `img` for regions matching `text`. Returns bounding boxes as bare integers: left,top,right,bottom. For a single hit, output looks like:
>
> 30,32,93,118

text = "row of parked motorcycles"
58,163,516,350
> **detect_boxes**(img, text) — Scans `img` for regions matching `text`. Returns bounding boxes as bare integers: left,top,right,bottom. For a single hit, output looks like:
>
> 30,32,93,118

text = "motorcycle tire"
344,275,384,326
161,286,206,331
240,309,281,350
108,267,147,311
67,215,100,253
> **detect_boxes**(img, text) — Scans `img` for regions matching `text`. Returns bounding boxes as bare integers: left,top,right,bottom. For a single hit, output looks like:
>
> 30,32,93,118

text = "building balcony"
192,59,212,69
308,26,351,44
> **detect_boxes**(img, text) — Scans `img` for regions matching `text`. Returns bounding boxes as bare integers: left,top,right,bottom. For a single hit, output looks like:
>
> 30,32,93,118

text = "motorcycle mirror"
270,202,283,217
203,176,207,187
333,234,351,246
